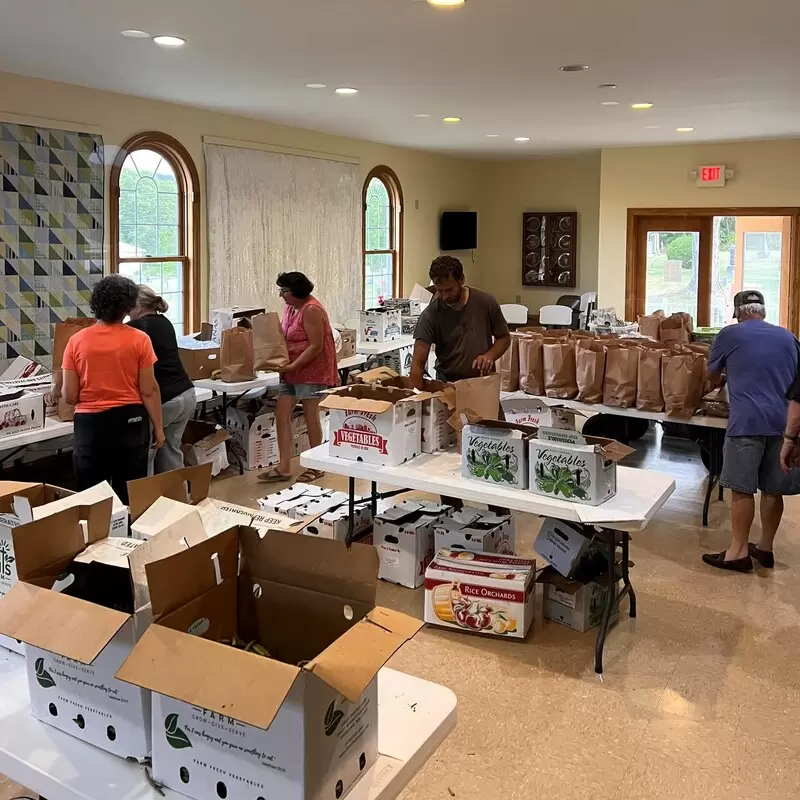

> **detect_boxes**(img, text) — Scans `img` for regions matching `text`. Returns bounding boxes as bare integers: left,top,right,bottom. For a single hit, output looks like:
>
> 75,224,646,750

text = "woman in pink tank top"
259,271,338,482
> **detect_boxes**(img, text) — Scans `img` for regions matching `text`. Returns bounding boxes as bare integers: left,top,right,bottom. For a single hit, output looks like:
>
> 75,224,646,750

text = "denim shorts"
720,435,800,495
278,380,330,400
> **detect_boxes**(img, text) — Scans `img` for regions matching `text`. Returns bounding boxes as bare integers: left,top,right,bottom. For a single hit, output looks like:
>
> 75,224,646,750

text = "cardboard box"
360,309,402,343
534,517,591,578
382,298,421,316
336,327,357,359
0,356,46,380
433,508,516,555
258,483,331,515
539,567,621,632
462,419,537,490
0,391,44,439
30,481,128,537
374,345,413,377
182,420,230,476
401,315,419,336
116,528,422,800
529,428,634,506
128,464,213,541
0,498,206,759
179,346,221,380
226,408,279,471
424,550,535,639
320,385,423,467
211,307,266,344
195,498,306,538
374,500,452,588
501,393,582,430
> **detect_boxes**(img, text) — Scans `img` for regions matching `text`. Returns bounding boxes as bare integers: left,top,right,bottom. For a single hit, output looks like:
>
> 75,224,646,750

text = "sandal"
297,468,325,483
257,467,293,483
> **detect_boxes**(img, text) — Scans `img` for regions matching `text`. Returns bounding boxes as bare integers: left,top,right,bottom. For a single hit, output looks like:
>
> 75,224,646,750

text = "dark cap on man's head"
733,289,764,308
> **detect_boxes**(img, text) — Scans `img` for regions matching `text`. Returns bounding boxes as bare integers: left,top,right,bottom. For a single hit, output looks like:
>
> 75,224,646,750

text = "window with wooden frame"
363,166,403,309
625,208,800,332
110,132,200,335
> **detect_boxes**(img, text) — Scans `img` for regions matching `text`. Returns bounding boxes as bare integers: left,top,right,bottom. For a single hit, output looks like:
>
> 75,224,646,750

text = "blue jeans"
149,388,197,475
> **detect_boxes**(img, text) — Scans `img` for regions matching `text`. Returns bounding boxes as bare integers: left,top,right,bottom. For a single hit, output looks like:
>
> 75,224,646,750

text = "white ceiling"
2,0,800,155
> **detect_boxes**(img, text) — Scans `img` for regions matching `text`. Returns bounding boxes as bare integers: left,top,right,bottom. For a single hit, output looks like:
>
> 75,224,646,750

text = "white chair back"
580,292,598,312
500,303,529,325
539,304,574,328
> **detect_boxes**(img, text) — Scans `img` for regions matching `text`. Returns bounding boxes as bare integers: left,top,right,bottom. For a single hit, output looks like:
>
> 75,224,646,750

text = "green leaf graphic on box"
165,714,192,749
468,462,486,478
34,657,56,689
324,701,345,736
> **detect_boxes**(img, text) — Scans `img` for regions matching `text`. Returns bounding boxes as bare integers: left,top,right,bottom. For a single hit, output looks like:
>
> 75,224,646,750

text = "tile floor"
4,426,800,800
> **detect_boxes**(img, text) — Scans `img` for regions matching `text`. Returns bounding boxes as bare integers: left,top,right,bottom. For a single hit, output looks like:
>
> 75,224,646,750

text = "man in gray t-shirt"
411,256,510,387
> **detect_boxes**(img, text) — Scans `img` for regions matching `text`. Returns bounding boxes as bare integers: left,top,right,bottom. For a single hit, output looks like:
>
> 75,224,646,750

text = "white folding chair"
500,303,529,325
538,304,574,328
579,292,598,329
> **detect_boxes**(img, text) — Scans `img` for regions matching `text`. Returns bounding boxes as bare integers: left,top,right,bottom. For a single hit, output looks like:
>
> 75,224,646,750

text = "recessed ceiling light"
601,101,620,106
426,0,466,6
485,134,500,138
514,137,531,142
121,29,150,38
598,83,617,89
560,64,589,72
153,35,186,47
305,83,327,89
442,117,461,123
631,102,654,110
335,87,359,95
676,127,695,133
414,113,430,118
645,125,661,129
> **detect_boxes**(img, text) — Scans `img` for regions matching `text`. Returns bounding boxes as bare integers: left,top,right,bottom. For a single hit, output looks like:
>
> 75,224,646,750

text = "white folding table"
356,336,415,357
301,445,675,673
501,392,727,525
0,652,456,800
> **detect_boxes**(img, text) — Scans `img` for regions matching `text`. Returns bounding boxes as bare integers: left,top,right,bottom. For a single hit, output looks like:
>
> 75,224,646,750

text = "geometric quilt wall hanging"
0,122,104,372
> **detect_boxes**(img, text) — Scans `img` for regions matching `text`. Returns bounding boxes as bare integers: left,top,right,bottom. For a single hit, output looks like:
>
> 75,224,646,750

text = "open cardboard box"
182,420,230,476
320,384,424,466
0,498,207,759
501,392,583,430
128,463,213,540
116,528,422,800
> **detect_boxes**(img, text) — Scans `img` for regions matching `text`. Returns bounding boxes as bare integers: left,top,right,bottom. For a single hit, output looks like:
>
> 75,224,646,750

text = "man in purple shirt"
703,290,800,572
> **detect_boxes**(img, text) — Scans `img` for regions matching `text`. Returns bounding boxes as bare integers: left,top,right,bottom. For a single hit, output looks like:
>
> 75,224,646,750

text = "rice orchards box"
529,427,633,505
424,550,535,639
462,419,537,490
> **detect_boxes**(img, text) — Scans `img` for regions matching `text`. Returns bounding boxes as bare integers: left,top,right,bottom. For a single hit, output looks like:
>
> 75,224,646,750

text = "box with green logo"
116,527,422,800
462,419,538,490
529,427,634,505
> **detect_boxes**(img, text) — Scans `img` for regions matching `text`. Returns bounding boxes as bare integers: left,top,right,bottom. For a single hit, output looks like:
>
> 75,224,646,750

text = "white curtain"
205,144,361,325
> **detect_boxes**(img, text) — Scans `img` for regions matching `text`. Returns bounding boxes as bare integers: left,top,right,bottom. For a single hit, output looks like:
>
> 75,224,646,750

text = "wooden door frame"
625,207,800,333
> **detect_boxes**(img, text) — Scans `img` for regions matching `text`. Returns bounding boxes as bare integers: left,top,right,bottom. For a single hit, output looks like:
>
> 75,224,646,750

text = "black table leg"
371,481,378,519
339,366,351,385
699,428,725,527
346,476,356,546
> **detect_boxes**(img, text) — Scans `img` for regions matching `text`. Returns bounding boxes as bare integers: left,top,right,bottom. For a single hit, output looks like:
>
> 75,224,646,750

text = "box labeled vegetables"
462,420,537,490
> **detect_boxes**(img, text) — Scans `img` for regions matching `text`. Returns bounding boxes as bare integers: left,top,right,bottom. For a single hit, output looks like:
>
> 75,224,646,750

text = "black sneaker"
748,543,775,569
702,551,753,572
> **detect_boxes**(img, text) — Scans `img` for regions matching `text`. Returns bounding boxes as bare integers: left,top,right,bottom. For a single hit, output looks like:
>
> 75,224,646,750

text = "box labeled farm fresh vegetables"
461,420,537,490
529,427,634,506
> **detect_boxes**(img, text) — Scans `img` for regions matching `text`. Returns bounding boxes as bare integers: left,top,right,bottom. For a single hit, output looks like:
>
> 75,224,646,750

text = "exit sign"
696,165,727,187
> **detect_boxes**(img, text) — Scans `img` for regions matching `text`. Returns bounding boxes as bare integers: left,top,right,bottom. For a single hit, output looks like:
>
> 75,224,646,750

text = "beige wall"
477,153,601,311
0,71,482,317
599,140,800,311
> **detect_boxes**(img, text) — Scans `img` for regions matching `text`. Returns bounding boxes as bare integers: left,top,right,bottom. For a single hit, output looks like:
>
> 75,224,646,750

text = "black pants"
73,404,150,505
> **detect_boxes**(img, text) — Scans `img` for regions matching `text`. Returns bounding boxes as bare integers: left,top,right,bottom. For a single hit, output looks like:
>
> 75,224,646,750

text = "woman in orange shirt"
62,275,165,504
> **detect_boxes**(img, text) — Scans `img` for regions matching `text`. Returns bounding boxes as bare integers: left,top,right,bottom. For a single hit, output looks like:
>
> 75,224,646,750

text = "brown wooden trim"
626,207,800,334
362,165,404,308
109,131,201,331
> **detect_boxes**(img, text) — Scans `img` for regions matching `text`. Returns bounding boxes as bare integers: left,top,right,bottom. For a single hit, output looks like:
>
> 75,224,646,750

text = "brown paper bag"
220,326,255,382
659,313,693,345
251,312,289,371
636,346,667,411
51,317,97,420
496,333,523,392
575,339,606,403
518,335,544,395
662,351,706,417
543,340,578,399
603,345,640,407
638,310,664,340
449,373,502,451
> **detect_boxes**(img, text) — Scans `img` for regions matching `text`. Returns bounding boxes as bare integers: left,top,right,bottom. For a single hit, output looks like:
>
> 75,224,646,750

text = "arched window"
110,132,200,335
363,166,403,309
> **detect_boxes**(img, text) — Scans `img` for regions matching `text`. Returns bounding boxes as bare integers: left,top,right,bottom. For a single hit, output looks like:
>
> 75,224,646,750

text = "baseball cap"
733,289,764,309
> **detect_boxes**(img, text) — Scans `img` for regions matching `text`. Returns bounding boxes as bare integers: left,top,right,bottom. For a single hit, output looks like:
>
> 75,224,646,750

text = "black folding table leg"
594,533,617,675
346,476,356,546
371,481,378,518
621,531,636,618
